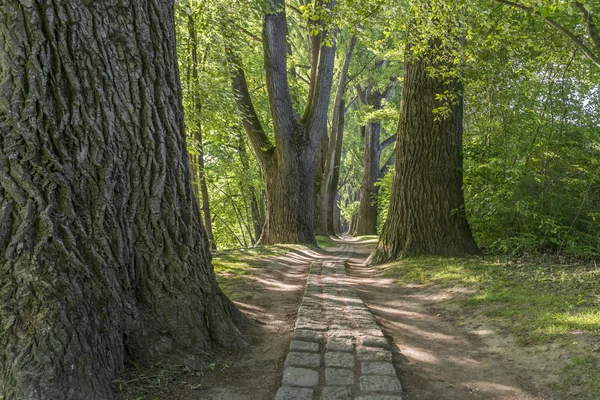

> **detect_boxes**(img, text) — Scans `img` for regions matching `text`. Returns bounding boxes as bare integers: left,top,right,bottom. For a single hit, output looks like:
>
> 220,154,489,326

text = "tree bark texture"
371,41,481,263
0,1,247,399
229,0,336,245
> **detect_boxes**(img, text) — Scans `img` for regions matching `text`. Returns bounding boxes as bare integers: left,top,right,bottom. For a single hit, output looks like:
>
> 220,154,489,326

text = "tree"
0,1,247,398
186,4,216,250
314,34,356,236
229,0,336,245
353,75,396,236
371,26,481,262
493,0,600,69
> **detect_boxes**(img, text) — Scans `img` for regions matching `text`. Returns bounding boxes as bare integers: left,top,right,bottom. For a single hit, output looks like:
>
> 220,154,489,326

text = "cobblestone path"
275,244,403,400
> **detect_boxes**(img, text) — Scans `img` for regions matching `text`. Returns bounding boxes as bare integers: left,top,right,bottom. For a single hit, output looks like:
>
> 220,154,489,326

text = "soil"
119,238,582,400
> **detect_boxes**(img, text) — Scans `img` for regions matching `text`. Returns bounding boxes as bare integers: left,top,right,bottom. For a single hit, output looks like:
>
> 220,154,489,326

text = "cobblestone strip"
276,244,403,400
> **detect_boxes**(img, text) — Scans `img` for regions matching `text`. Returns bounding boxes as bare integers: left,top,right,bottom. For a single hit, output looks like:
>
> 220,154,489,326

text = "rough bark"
0,1,247,399
229,0,336,245
370,40,481,263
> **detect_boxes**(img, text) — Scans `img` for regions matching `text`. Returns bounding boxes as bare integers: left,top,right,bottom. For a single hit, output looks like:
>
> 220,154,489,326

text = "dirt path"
121,238,564,400
344,239,559,400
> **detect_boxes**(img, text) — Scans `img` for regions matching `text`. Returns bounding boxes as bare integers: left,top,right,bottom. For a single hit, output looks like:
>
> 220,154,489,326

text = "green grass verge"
212,244,303,301
353,235,379,243
316,235,335,248
380,256,600,396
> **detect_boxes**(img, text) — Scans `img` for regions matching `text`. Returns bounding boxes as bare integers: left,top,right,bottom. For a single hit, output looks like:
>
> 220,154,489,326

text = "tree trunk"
236,133,264,243
0,1,247,399
327,98,346,235
354,77,396,236
229,0,336,245
315,35,356,237
187,10,216,250
355,116,382,236
371,40,480,263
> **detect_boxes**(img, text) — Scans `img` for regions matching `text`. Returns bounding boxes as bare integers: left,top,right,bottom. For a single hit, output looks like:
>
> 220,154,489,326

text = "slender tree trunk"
236,133,263,243
355,116,382,236
315,35,356,237
0,1,247,399
371,40,480,263
187,10,216,250
327,98,346,234
354,78,396,236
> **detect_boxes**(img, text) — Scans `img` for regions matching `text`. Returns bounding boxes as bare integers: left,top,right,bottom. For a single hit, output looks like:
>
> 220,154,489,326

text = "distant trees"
0,0,247,398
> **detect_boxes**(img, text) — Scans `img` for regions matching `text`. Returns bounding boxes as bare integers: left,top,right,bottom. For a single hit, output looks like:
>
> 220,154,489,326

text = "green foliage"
316,236,336,248
461,2,600,257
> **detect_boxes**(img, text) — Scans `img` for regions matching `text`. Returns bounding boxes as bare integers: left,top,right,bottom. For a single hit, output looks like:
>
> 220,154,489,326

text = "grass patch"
316,235,335,248
353,235,379,243
380,256,600,396
212,244,302,301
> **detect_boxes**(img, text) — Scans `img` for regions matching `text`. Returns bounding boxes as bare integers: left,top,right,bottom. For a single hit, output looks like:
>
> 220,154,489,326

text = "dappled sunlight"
400,347,440,364
340,240,556,400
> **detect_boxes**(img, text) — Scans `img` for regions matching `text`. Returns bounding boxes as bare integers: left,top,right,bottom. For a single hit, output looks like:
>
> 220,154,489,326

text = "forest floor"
116,238,598,400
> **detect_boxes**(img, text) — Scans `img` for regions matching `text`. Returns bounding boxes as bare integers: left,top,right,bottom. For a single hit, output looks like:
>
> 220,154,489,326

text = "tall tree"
229,0,336,245
371,29,481,262
0,1,247,398
186,6,216,250
315,35,356,236
353,76,396,236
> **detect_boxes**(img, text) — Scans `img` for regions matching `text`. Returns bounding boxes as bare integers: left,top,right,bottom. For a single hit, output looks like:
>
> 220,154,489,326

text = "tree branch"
264,0,299,141
380,134,396,149
493,0,600,68
572,1,600,53
227,49,274,169
379,152,395,177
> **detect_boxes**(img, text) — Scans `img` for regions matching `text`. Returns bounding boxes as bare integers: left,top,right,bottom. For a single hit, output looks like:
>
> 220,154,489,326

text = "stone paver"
321,386,353,400
325,368,355,386
285,352,322,368
359,376,402,393
291,340,320,353
361,362,396,376
283,367,320,387
275,243,404,400
276,387,314,400
325,352,355,368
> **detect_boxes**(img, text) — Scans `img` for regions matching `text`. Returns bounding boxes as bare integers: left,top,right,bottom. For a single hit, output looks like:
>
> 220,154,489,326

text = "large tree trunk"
229,0,336,245
371,40,480,263
0,1,247,399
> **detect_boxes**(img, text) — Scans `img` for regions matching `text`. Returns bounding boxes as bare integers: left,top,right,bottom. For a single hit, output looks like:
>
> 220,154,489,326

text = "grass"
212,244,303,301
316,235,335,248
380,256,600,397
353,235,379,243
